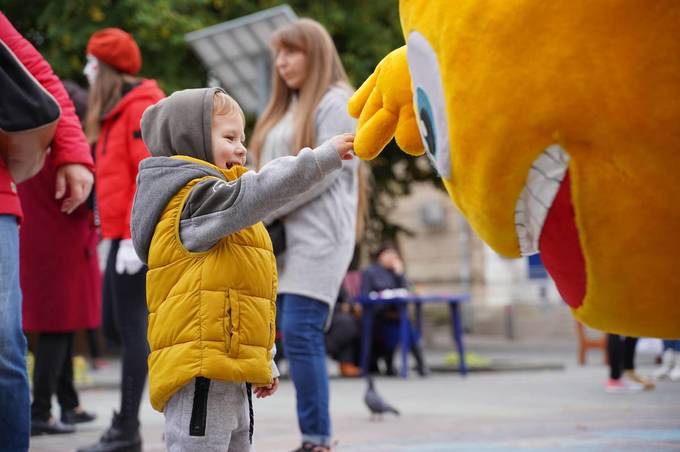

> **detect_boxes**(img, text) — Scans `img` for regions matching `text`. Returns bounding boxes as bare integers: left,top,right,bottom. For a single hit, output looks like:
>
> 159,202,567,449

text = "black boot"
77,411,141,452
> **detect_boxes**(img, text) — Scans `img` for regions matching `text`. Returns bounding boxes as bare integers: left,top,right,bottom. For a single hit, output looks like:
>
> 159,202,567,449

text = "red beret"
86,28,141,75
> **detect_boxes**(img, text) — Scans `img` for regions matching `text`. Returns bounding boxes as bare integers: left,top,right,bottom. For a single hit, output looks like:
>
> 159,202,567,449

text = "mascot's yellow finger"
354,109,398,160
394,104,425,156
348,70,378,118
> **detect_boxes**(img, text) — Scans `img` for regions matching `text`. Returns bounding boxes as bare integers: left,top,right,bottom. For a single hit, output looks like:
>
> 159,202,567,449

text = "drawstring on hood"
140,87,225,164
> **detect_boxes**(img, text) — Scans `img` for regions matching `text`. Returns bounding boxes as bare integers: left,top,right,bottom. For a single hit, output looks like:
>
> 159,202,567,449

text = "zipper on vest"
189,377,210,436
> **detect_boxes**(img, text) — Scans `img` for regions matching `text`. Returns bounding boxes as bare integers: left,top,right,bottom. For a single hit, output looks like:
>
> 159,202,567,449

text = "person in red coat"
77,28,164,452
18,81,100,437
0,12,94,451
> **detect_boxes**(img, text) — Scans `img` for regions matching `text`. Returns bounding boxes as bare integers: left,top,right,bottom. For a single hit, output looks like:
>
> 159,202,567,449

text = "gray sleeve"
263,89,357,223
179,141,341,252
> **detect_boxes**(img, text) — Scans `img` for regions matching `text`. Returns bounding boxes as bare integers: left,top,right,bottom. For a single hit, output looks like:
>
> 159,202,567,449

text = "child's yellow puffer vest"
145,160,276,412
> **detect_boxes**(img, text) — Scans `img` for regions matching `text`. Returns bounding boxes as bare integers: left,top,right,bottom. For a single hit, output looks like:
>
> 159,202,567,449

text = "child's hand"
254,378,279,398
330,133,355,160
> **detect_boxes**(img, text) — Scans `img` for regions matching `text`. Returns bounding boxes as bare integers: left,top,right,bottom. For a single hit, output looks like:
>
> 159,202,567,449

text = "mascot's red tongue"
539,172,586,309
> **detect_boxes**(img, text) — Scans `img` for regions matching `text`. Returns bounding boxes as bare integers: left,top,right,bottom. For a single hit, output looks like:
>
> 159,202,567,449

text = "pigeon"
364,377,400,421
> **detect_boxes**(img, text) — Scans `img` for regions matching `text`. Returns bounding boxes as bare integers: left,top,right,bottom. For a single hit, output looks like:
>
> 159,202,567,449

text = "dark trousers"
607,334,638,380
325,311,361,364
102,239,149,427
31,332,79,421
85,328,101,360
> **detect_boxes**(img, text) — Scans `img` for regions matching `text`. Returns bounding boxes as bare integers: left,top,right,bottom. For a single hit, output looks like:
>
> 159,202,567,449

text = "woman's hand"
329,133,355,160
254,378,279,398
55,163,94,214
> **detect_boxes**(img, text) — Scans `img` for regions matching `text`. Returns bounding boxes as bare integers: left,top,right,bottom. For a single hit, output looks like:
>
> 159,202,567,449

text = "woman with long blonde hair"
251,18,365,452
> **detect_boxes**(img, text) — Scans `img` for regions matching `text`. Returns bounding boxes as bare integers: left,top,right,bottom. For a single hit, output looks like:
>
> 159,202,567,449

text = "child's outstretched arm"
178,135,353,252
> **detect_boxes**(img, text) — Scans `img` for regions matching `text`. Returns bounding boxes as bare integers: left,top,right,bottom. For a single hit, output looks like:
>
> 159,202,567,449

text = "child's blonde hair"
213,90,245,122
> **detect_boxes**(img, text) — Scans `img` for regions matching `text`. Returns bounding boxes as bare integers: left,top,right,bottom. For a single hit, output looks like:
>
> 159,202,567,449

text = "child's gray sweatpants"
164,378,254,452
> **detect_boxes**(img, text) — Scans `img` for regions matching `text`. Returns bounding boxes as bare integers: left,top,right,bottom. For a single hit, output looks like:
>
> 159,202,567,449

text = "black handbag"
266,219,286,256
0,39,61,182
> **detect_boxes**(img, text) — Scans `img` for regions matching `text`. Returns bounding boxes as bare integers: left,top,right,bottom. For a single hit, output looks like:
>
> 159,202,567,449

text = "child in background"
130,87,353,450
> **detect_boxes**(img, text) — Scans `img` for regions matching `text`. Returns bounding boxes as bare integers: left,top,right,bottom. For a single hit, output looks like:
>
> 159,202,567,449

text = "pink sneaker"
605,377,644,394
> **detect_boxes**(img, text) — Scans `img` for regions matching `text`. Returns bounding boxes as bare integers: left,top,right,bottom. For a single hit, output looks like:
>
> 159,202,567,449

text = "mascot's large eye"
407,31,451,179
416,87,437,158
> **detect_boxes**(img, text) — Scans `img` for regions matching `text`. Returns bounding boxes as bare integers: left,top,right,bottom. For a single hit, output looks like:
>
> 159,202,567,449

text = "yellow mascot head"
349,0,680,337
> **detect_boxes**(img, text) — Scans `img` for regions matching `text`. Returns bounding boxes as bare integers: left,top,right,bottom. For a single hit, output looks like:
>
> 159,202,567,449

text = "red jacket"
19,154,101,332
95,79,164,238
0,13,94,220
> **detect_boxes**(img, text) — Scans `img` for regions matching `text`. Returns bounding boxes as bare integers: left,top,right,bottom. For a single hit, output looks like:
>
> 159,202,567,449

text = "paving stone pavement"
29,337,680,451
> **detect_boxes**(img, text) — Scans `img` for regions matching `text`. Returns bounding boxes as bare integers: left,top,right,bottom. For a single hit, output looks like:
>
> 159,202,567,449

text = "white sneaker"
653,349,675,380
669,363,680,381
605,377,644,394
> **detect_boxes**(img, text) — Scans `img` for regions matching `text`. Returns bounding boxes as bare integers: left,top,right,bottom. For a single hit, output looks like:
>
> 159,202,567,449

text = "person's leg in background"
668,340,680,381
30,332,76,435
408,320,429,377
111,264,148,429
78,239,147,452
654,340,676,379
57,332,97,425
0,215,30,450
281,294,331,451
85,328,107,370
654,339,680,381
100,240,121,350
325,311,361,377
622,336,655,390
606,334,643,393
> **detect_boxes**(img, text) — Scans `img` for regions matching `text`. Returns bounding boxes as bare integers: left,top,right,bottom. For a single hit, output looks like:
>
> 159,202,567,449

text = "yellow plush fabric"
350,1,680,337
146,156,276,411
348,46,424,158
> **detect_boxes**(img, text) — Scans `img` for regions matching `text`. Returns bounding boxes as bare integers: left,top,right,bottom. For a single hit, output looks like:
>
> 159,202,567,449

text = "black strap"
246,383,254,444
189,377,210,436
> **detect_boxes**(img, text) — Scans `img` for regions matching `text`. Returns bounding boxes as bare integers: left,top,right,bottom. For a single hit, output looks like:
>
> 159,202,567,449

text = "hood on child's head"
141,87,225,164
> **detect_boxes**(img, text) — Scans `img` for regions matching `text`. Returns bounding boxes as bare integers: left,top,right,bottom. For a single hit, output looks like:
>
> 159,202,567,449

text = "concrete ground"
29,336,680,451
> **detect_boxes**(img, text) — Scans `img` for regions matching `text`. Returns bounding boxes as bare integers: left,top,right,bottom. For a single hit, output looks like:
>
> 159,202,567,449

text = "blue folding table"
355,292,470,378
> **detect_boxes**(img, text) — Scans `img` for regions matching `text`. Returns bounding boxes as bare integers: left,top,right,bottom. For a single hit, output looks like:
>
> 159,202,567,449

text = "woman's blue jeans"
0,215,29,451
280,294,331,446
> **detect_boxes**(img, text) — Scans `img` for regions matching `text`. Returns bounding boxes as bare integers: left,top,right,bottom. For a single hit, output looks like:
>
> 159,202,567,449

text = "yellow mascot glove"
348,46,424,159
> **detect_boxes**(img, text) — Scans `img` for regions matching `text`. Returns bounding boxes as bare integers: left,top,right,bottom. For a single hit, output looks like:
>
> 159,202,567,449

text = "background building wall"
386,182,577,340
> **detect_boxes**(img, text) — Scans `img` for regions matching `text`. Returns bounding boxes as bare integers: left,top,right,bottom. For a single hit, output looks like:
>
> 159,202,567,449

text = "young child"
130,87,353,450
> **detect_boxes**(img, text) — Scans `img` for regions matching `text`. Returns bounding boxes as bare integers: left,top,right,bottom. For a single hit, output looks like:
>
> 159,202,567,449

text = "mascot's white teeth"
515,144,570,256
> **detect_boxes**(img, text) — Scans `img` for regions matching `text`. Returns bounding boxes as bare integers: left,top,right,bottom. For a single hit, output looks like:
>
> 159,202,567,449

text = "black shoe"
62,408,97,424
31,418,76,436
77,412,141,452
292,443,330,452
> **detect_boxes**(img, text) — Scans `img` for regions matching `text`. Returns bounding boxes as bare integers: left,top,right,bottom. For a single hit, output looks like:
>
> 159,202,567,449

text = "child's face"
211,112,247,169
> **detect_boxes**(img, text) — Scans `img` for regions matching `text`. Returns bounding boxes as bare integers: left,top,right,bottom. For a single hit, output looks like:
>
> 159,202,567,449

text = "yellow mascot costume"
349,1,680,338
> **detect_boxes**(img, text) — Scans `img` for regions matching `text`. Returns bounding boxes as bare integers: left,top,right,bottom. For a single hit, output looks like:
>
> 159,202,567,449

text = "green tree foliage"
3,0,441,247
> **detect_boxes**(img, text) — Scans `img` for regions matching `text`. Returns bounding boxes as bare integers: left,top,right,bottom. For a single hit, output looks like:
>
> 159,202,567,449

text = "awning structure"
185,4,298,114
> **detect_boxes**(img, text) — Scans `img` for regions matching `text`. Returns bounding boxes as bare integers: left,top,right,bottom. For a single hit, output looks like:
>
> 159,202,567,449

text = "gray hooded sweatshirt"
131,87,343,266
